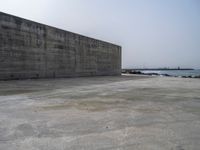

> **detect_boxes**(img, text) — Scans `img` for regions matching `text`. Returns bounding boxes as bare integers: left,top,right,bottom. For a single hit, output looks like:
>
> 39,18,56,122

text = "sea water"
141,69,200,77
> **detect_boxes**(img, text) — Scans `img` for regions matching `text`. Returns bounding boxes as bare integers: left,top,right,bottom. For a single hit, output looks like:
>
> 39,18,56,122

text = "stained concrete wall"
0,12,121,80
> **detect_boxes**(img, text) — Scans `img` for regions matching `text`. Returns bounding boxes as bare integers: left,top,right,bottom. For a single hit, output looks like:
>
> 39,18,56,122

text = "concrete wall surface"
0,12,121,80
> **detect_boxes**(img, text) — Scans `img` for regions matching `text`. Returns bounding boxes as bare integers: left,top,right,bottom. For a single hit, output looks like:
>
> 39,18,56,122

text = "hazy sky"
0,0,200,69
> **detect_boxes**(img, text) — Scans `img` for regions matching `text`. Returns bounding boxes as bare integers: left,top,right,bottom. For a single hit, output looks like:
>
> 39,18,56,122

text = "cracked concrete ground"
0,75,200,150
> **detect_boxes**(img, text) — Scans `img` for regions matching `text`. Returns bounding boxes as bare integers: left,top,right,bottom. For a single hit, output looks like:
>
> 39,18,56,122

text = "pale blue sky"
0,0,200,69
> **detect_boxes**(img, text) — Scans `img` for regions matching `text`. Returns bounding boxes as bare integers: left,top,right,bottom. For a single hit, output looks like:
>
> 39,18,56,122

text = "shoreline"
122,69,200,78
124,68,194,71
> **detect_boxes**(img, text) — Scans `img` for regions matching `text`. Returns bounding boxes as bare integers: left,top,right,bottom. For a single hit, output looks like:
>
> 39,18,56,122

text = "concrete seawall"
0,12,121,80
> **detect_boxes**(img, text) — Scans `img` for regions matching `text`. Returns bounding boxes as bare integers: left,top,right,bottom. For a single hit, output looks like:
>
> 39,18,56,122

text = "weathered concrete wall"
0,12,121,80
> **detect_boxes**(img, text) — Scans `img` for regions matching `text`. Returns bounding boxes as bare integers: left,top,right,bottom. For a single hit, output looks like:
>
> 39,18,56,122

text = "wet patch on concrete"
181,99,200,116
14,123,36,137
134,108,161,113
0,89,39,96
40,99,128,112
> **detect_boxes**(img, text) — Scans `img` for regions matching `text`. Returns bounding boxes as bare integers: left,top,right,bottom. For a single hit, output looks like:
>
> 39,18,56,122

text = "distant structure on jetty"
0,12,121,80
122,68,194,72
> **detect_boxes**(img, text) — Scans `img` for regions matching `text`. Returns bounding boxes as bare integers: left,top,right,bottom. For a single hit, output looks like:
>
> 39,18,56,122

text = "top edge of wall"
0,11,121,49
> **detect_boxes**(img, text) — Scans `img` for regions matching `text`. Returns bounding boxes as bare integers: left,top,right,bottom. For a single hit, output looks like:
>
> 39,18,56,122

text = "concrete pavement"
0,75,200,150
